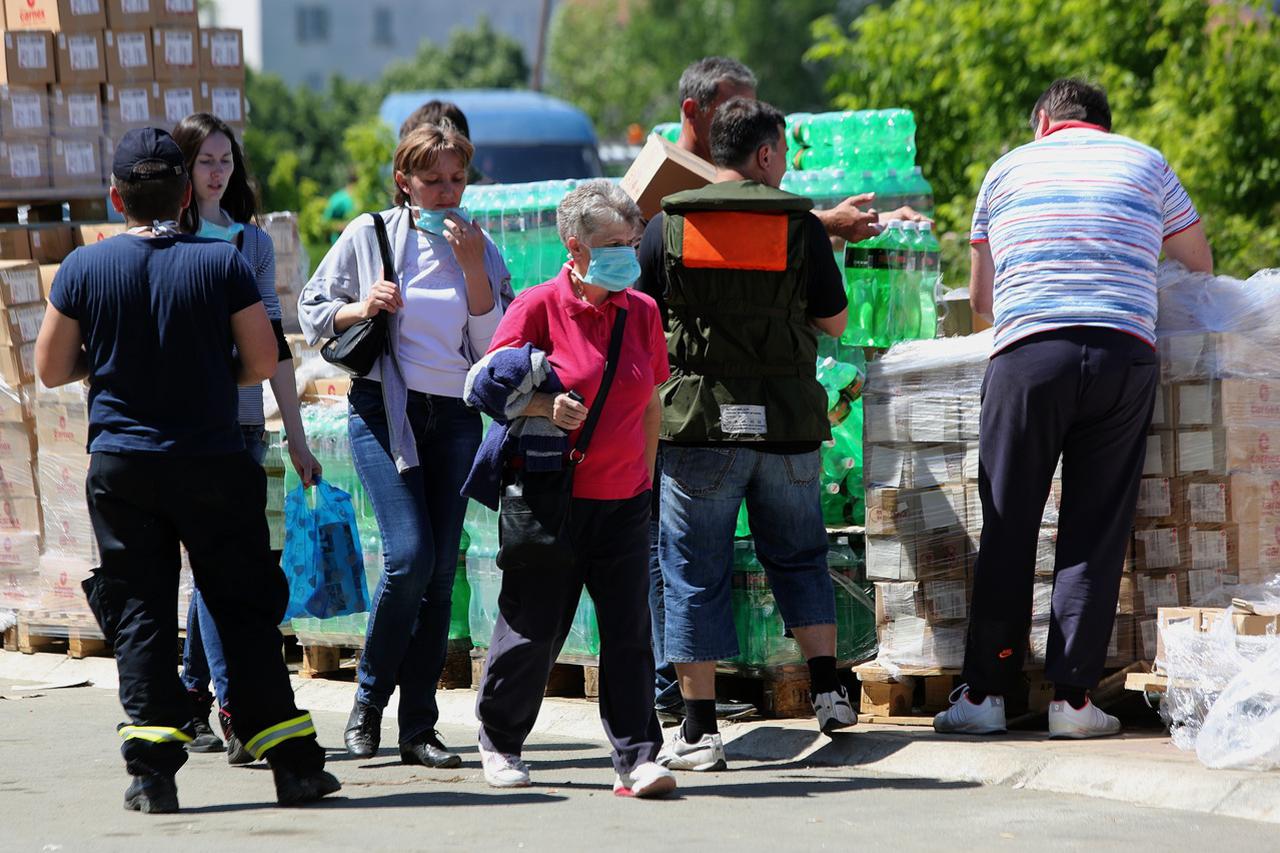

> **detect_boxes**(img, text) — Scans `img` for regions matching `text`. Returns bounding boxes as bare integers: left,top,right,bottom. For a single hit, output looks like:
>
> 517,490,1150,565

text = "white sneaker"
478,744,531,788
1048,699,1122,739
813,687,857,733
614,761,677,799
656,730,726,771
932,684,1007,735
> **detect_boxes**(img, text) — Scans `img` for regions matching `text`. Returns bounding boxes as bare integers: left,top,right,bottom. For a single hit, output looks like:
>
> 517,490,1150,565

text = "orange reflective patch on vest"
681,211,788,271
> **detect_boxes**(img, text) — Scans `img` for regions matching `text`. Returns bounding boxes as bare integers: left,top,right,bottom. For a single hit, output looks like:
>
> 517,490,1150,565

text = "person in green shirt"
323,173,358,244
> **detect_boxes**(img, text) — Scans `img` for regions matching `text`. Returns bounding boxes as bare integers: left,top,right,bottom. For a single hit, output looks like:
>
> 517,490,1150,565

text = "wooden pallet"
468,649,601,700
14,621,110,659
0,188,109,223
298,638,475,689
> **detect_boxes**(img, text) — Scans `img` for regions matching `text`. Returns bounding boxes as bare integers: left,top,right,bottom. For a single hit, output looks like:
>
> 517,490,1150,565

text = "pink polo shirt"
488,264,669,501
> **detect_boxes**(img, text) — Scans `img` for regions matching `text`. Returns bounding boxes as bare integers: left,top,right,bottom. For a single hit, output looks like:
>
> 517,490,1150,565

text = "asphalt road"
1,679,1275,853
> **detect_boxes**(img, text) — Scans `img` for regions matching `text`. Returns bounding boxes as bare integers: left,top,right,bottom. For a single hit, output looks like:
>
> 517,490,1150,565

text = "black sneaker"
123,773,179,814
344,701,382,758
219,709,254,765
187,715,225,753
271,765,341,807
399,730,462,769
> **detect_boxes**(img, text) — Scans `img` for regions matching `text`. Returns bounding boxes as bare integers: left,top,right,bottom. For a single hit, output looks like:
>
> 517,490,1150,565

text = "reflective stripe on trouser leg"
118,725,195,744
243,712,317,760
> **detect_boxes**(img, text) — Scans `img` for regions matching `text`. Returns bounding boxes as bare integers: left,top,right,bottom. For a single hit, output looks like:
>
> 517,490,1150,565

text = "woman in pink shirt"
473,180,675,799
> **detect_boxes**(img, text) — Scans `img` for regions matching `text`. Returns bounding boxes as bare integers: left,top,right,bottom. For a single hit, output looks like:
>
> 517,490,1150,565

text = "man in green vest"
642,98,857,773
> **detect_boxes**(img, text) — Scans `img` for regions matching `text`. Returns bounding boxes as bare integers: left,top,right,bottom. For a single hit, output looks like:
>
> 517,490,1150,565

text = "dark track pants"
477,492,662,776
83,451,323,778
962,327,1159,693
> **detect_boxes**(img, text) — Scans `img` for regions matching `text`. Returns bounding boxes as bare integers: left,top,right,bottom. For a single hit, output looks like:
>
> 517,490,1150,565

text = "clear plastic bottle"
901,165,935,220
916,221,941,339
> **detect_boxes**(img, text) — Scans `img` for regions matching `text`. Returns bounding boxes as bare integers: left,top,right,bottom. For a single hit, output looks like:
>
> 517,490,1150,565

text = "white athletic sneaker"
1048,699,1122,739
813,687,857,733
656,730,727,771
479,744,531,788
932,684,1007,735
614,761,678,799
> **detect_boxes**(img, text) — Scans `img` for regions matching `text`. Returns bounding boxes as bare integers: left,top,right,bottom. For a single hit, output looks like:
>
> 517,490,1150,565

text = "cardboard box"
0,340,36,386
874,580,969,626
863,393,908,443
0,421,32,462
201,80,243,125
1154,606,1205,669
54,29,105,85
198,27,242,81
1214,333,1280,379
151,25,195,81
1187,524,1238,573
1237,522,1280,571
49,84,101,135
1149,383,1172,429
912,529,971,582
1117,570,1140,614
105,0,155,28
74,222,125,245
104,80,159,132
0,495,39,533
0,229,31,260
103,29,153,83
1033,526,1057,576
1187,474,1280,524
865,487,909,536
1186,567,1232,605
1133,525,1186,572
0,83,48,136
1176,428,1228,475
157,80,195,125
915,485,968,532
1224,428,1280,474
620,133,717,219
36,401,88,451
36,262,55,299
1135,476,1185,524
5,0,107,31
155,0,194,24
1144,430,1176,477
1137,570,1188,614
0,301,43,346
906,395,961,443
0,529,39,569
0,260,40,304
909,443,969,488
1160,334,1214,383
0,29,54,86
0,456,35,496
51,136,102,188
0,139,49,191
1200,607,1280,637
27,225,73,262
303,375,351,399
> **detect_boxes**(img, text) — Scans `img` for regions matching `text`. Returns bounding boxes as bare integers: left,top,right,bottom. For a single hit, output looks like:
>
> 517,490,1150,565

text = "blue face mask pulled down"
413,206,470,234
580,245,641,292
197,219,244,242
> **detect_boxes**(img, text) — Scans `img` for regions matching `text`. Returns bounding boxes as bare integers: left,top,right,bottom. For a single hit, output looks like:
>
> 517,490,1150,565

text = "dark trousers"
962,328,1158,693
477,492,662,775
84,451,322,777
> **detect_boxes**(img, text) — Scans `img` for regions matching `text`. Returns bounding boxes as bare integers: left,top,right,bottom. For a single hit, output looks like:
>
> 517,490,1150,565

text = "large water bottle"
884,108,917,172
878,168,907,215
889,221,919,343
652,122,681,143
841,234,875,348
916,221,941,339
902,166,935,220
868,226,897,345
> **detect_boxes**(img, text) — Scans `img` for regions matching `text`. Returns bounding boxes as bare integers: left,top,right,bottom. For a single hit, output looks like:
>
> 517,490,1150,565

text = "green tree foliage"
546,0,843,137
377,16,529,96
809,0,1280,279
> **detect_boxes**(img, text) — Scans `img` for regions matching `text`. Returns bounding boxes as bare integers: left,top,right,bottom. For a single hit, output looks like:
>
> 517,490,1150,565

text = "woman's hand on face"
550,392,589,431
362,276,403,319
443,213,487,274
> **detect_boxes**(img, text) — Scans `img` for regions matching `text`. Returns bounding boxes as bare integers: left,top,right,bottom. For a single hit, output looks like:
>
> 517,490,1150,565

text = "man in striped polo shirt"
935,79,1212,739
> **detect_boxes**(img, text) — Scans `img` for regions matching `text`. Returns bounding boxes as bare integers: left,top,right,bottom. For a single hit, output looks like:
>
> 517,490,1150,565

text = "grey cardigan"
298,205,514,471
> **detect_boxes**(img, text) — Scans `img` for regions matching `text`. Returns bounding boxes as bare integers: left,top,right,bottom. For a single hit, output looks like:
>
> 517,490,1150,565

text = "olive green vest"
659,180,829,444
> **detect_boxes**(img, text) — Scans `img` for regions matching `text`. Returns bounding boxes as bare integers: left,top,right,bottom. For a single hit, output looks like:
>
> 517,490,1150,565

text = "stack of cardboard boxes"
1,0,245,193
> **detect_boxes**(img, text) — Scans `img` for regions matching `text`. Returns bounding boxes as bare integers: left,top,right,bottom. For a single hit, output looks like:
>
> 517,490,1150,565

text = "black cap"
111,127,186,182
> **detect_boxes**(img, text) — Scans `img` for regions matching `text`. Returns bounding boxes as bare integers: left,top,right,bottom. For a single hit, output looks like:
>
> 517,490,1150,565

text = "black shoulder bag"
320,213,393,376
497,307,629,572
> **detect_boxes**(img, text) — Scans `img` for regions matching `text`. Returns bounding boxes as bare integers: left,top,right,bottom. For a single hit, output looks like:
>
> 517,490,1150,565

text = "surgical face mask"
197,218,244,242
580,245,641,292
411,205,469,234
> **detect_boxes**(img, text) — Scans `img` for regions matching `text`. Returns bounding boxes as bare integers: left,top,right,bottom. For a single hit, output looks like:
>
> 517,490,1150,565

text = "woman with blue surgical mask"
467,180,676,799
299,122,514,770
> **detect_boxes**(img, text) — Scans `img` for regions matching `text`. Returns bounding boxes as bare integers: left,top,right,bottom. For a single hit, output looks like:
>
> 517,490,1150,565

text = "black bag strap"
570,307,628,464
368,213,394,339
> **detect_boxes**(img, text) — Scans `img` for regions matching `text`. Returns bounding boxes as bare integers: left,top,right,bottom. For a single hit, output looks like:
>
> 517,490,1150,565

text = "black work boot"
219,707,253,765
344,701,382,758
271,764,342,807
399,730,462,769
123,773,179,814
186,690,225,754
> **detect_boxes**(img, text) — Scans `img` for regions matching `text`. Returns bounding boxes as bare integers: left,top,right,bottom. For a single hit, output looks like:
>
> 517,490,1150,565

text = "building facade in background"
205,0,555,90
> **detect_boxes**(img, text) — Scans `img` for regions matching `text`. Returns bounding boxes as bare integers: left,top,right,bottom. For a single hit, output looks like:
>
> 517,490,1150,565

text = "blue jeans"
348,379,480,742
658,445,836,663
647,448,682,710
181,426,268,706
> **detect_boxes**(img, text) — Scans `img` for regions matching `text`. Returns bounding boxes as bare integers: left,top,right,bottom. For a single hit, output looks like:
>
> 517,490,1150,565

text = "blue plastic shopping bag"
282,478,370,620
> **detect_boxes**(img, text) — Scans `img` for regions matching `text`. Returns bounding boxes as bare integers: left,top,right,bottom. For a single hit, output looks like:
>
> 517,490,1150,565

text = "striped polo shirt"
971,121,1199,352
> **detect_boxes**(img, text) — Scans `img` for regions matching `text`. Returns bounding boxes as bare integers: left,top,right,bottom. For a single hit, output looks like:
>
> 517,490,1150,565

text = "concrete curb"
4,650,1277,825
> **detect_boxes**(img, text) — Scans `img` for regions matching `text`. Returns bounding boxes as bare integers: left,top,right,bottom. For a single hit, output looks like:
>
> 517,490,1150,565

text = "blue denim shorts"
657,445,836,663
